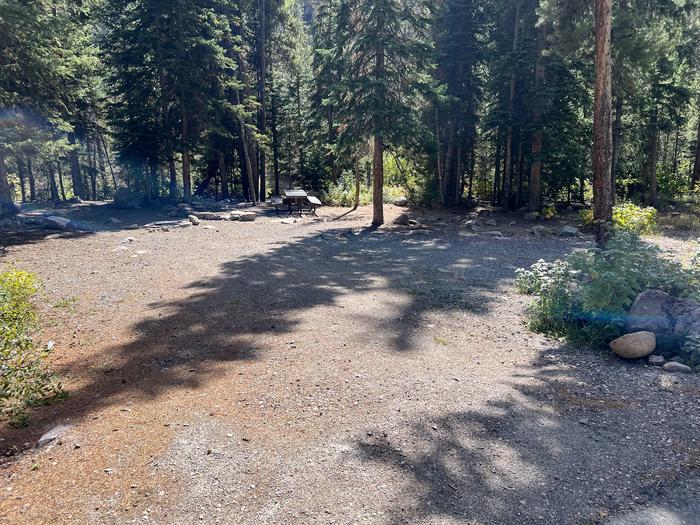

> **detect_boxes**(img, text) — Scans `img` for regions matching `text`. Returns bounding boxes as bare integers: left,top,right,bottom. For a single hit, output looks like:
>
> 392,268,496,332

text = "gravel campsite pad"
0,204,699,524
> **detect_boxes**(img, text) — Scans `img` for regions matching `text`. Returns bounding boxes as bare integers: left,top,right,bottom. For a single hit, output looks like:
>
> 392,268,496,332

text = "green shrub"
515,233,700,348
0,269,62,425
580,202,658,235
322,173,406,207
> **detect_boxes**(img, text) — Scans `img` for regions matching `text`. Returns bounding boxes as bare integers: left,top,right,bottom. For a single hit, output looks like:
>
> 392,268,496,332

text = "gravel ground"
0,203,698,525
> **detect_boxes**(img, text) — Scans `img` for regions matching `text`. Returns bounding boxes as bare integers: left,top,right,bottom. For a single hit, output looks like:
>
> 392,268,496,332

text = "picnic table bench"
268,190,323,216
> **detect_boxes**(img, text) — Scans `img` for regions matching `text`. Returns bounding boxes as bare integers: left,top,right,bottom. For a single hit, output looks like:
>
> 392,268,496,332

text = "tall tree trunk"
492,129,502,206
692,109,700,189
672,124,680,179
593,0,613,248
56,161,66,200
168,157,178,201
100,135,118,192
257,0,267,201
611,96,623,203
218,151,229,200
86,141,97,200
48,163,59,200
516,133,524,208
354,157,361,210
372,7,386,226
503,2,521,210
181,112,192,203
16,156,27,203
0,149,16,213
68,132,85,199
270,66,281,196
529,22,546,213
648,124,659,207
27,157,36,202
435,108,444,204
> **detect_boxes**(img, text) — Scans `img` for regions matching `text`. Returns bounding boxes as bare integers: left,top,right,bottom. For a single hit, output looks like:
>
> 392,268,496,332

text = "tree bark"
48,163,59,200
257,0,267,201
27,157,36,202
593,0,613,248
168,157,178,201
529,22,546,213
648,124,659,207
611,96,623,203
372,7,386,226
100,135,118,192
181,112,192,203
56,161,66,200
0,149,16,213
503,2,521,210
692,109,700,189
68,132,86,199
270,66,281,196
354,156,361,210
492,129,502,206
218,151,229,200
16,157,26,203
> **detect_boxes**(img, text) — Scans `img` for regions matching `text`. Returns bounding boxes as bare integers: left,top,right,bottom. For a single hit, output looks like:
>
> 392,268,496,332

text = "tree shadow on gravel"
355,343,700,524
0,225,583,453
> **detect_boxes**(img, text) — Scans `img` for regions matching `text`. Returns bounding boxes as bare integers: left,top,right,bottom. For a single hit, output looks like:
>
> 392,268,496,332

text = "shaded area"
355,345,700,524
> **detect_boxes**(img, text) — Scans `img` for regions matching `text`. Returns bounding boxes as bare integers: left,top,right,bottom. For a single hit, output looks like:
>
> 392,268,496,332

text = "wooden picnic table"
284,189,307,216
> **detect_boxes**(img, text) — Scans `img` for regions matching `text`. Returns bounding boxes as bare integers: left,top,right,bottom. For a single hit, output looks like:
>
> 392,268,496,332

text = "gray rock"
193,211,221,221
238,212,256,222
0,200,21,217
609,331,656,360
524,211,539,222
188,215,201,226
177,203,193,212
393,196,409,207
662,362,692,373
626,290,700,348
44,216,71,230
560,225,580,237
648,355,665,366
484,218,497,227
484,230,504,238
531,225,548,237
476,208,491,218
394,214,410,226
107,217,122,225
37,424,73,448
125,224,139,230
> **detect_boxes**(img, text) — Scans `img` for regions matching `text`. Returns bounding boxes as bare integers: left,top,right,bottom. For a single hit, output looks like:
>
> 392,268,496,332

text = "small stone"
36,425,73,448
531,225,547,237
610,331,656,359
188,215,200,226
121,237,136,244
125,224,139,230
484,230,504,238
484,218,497,227
648,355,665,366
560,225,580,237
662,362,692,373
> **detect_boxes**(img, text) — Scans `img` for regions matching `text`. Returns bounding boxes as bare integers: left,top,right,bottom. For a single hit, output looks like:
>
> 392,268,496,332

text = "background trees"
1,0,699,215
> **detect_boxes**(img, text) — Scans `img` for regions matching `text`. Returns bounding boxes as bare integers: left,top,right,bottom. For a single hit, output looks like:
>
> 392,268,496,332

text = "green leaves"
516,233,700,349
0,269,62,426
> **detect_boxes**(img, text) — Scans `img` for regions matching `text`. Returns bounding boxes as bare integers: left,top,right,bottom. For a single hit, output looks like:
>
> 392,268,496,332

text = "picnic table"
285,189,308,216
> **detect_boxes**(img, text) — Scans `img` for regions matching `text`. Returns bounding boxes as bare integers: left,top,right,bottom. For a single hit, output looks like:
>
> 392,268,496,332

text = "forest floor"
0,202,699,525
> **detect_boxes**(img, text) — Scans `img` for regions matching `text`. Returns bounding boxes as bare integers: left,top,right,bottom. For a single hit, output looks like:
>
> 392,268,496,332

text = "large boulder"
626,290,700,351
609,331,656,360
393,196,409,207
394,213,410,226
113,189,144,209
43,216,71,230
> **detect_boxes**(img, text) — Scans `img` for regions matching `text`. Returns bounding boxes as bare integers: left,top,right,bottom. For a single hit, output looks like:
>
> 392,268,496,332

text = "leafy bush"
0,269,62,425
515,233,700,348
580,202,658,235
322,173,406,207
